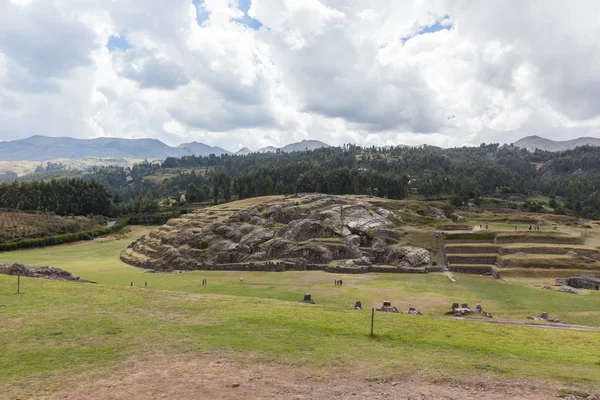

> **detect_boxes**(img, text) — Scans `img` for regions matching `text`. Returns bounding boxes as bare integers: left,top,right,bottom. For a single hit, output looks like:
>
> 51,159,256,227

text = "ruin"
376,301,399,313
120,194,432,273
300,293,315,304
448,302,492,318
528,312,560,323
558,274,600,290
402,307,422,315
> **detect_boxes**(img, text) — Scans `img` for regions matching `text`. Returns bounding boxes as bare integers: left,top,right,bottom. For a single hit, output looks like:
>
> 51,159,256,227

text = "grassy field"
0,212,105,243
1,226,600,397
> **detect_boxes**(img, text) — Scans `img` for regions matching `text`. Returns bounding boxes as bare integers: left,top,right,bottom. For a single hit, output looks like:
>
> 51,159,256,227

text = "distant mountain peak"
513,135,600,152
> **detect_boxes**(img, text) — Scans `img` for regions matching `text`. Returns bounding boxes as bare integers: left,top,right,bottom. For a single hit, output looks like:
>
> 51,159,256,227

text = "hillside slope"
0,136,189,161
514,135,600,151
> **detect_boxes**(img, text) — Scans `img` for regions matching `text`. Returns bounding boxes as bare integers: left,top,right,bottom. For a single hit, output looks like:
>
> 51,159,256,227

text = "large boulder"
277,219,337,242
294,243,333,263
345,234,361,249
450,213,467,223
387,246,431,267
208,241,251,264
559,285,581,294
240,228,275,247
264,238,295,259
339,256,372,266
429,206,446,220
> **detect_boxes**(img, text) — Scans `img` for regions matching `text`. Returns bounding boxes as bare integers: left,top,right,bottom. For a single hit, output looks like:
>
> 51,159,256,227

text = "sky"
1,0,600,151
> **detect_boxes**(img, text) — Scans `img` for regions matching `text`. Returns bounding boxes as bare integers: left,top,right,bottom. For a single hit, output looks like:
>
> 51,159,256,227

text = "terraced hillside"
443,230,600,278
122,194,436,273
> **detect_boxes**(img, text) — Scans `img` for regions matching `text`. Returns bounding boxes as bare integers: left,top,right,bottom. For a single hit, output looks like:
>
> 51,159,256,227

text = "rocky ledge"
121,193,433,273
0,263,91,282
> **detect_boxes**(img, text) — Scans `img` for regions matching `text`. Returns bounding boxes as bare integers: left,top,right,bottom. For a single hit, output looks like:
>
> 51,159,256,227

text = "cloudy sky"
1,0,599,151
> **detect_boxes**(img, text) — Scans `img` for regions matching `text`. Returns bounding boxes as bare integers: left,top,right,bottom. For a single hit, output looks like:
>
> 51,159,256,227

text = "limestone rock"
371,238,388,254
240,228,275,248
339,257,372,267
559,285,581,294
277,219,336,242
450,213,467,222
429,206,446,220
345,234,361,249
387,246,431,267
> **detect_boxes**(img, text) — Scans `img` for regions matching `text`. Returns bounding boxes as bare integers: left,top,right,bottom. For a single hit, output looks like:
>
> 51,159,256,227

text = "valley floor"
1,227,599,399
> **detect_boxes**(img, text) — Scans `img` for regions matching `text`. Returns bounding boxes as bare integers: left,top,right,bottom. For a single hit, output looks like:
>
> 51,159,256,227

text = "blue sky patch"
193,0,261,29
107,35,131,51
235,0,262,30
193,0,210,24
401,17,452,44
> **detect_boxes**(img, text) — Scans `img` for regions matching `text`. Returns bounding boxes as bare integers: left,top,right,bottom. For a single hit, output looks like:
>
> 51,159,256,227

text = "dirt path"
452,316,600,331
436,232,456,282
30,352,593,400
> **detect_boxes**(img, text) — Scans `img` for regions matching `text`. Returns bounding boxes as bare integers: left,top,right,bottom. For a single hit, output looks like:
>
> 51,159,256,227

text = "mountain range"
0,136,329,162
1,134,598,162
513,135,600,152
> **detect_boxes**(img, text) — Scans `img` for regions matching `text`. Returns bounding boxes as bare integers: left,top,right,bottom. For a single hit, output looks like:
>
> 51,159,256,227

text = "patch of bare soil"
37,353,594,400
452,317,600,331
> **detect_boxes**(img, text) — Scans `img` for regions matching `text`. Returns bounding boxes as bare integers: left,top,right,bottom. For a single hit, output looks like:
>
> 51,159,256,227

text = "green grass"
443,231,496,241
2,226,600,395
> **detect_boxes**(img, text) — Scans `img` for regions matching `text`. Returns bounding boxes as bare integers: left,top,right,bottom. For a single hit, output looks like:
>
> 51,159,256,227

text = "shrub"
199,240,209,250
0,221,128,252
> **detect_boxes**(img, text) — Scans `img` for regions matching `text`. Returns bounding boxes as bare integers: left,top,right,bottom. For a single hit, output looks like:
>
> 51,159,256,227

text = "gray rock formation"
387,246,431,267
562,274,600,290
121,193,432,272
429,206,446,220
0,263,90,282
450,213,466,222
559,285,581,294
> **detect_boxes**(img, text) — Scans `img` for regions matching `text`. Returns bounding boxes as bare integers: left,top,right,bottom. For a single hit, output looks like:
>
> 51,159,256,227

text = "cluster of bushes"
0,221,128,252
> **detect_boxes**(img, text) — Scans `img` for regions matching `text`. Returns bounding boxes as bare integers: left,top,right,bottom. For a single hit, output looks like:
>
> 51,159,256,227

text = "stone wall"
449,265,494,275
445,246,499,254
447,255,498,265
120,253,430,274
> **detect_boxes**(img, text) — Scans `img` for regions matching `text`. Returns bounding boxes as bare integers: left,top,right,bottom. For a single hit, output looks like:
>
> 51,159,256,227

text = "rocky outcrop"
339,256,372,266
240,228,275,247
277,219,336,242
0,263,90,283
562,274,600,290
123,193,433,272
559,285,581,294
429,206,446,220
450,213,466,222
387,246,431,267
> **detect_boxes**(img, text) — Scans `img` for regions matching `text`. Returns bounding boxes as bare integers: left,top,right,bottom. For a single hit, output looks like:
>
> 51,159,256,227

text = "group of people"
334,279,343,286
202,279,207,286
130,281,148,287
478,224,489,230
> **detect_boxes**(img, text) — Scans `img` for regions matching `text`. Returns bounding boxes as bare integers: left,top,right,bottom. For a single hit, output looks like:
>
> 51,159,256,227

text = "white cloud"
1,0,600,150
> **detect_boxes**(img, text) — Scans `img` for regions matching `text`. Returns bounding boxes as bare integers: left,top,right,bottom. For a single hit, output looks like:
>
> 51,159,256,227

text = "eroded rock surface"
0,264,90,282
122,193,431,272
